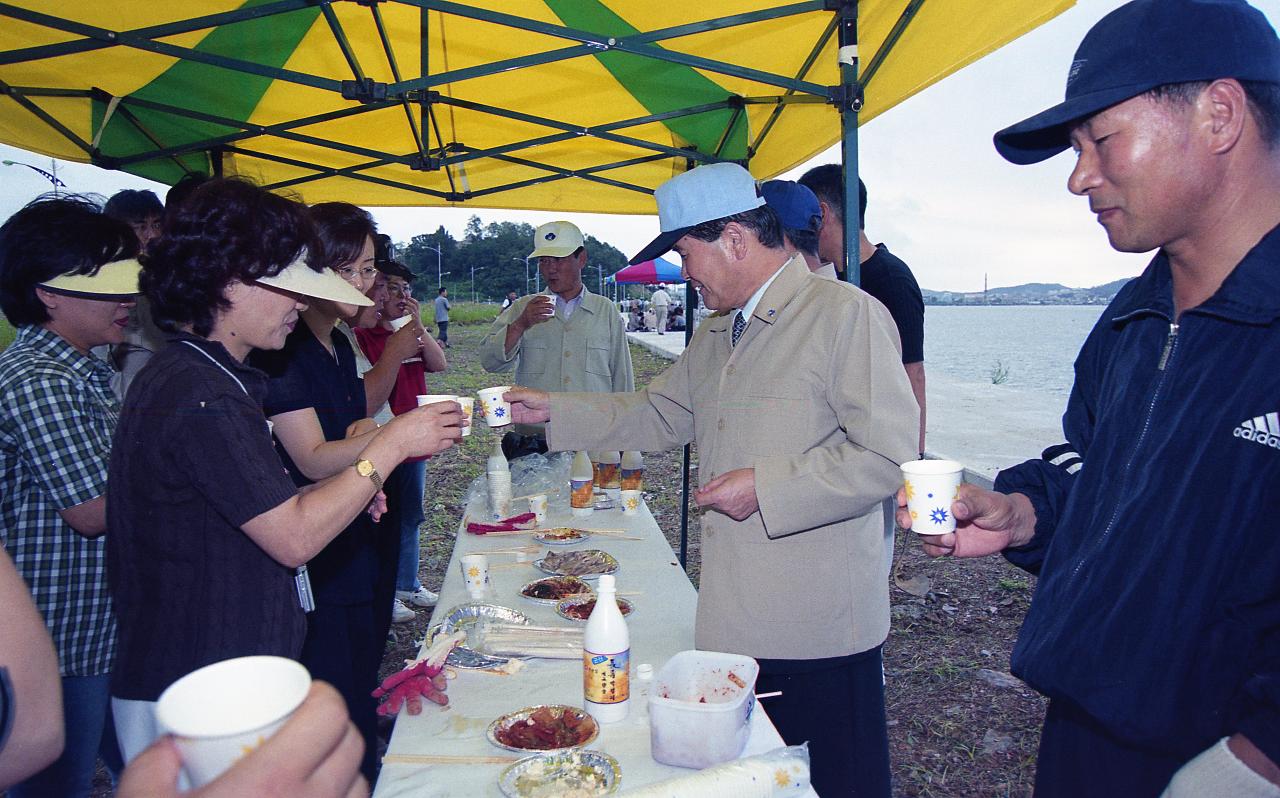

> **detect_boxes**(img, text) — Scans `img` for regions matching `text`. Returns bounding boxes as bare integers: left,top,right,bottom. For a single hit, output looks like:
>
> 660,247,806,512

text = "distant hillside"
922,277,1136,306
987,282,1070,296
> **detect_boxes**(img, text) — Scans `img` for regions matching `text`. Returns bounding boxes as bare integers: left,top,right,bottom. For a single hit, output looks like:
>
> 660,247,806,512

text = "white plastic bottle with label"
570,450,594,518
583,574,630,723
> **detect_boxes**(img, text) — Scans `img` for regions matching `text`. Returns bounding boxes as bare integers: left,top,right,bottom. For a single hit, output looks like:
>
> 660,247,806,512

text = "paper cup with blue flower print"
156,656,310,788
477,386,513,428
900,460,964,535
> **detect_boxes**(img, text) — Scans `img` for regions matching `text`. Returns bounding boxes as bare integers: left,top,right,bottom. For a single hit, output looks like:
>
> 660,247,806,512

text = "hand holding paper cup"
416,393,459,408
900,460,964,535
387,315,414,332
477,386,512,428
155,656,311,788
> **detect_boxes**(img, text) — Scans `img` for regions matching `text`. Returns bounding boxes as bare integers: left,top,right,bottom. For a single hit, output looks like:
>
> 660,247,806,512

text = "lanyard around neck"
180,340,248,396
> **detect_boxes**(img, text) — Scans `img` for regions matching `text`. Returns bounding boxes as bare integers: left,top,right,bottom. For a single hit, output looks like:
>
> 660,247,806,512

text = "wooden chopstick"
382,753,519,766
489,561,534,570
511,489,561,502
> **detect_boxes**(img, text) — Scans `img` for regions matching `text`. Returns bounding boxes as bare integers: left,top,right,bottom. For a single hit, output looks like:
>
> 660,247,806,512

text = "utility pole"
421,243,443,288
512,257,529,294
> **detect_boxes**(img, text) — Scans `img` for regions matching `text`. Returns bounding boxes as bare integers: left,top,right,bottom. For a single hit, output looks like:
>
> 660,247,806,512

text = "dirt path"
377,322,1046,797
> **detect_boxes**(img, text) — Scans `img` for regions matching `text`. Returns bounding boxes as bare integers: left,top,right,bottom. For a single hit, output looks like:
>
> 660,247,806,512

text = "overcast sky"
2,0,1277,292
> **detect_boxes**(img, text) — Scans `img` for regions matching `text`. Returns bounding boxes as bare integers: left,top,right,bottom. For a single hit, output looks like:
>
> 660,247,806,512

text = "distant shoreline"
922,299,1112,307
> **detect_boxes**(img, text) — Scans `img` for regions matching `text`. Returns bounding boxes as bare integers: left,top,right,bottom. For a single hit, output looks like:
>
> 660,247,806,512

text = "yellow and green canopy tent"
1,1,1071,217
1,0,1075,560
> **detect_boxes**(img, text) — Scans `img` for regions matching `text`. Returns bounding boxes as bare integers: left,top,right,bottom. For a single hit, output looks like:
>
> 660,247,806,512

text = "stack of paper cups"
488,469,512,520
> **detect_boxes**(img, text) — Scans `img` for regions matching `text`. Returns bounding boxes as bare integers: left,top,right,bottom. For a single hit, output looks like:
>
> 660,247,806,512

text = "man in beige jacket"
508,163,917,797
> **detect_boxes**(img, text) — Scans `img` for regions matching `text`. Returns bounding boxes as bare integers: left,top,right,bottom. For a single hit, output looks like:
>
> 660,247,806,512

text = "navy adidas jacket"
995,224,1280,768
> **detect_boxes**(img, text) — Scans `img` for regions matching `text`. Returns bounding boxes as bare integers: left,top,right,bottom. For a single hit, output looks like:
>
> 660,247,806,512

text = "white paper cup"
416,393,459,408
477,386,512,427
388,315,413,331
156,656,310,788
900,460,964,535
461,554,489,598
620,489,643,516
528,494,548,525
457,397,475,437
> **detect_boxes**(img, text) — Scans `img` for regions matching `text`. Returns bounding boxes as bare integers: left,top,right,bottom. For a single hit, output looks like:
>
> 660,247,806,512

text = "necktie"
731,311,747,347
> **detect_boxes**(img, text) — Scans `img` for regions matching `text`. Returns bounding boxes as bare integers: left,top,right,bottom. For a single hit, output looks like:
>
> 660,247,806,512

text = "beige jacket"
546,256,917,660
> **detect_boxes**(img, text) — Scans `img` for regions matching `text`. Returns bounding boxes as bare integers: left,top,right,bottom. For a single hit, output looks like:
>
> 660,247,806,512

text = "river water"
923,305,1107,397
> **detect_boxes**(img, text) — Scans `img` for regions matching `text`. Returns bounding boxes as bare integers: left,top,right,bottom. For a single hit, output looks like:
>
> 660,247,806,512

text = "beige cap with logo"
529,221,585,259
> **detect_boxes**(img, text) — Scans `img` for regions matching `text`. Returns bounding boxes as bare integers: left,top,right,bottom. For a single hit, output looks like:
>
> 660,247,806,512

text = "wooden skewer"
382,753,520,766
481,546,540,556
511,489,562,502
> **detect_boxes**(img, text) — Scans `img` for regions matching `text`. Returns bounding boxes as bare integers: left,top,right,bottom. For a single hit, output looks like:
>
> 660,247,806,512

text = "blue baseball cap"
760,180,822,234
630,163,765,264
994,0,1280,165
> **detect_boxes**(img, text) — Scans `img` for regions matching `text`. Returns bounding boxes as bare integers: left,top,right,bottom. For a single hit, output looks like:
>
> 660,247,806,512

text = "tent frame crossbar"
0,0,888,573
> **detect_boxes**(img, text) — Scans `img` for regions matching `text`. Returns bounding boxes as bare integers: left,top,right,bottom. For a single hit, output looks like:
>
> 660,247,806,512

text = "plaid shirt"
0,325,118,676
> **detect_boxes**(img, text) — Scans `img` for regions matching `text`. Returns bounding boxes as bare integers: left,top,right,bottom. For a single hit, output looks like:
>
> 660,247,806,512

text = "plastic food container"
648,650,759,769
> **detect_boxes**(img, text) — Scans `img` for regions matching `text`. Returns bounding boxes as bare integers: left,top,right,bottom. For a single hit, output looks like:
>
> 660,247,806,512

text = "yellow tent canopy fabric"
0,1,1072,214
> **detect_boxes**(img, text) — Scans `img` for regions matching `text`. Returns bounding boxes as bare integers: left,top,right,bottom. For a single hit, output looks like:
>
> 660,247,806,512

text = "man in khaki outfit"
508,163,917,796
481,220,633,460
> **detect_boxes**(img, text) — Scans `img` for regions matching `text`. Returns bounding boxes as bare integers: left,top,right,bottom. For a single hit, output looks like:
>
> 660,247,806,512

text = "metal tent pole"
678,279,697,568
837,0,861,286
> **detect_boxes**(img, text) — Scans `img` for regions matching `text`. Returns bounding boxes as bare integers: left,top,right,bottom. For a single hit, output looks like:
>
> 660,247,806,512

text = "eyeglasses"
337,265,378,283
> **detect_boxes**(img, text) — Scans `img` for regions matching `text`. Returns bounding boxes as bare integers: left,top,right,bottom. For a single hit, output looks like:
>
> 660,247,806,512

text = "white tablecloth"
373,487,818,797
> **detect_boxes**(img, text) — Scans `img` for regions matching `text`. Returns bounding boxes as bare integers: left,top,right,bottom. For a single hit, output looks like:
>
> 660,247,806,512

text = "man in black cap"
898,2,1280,795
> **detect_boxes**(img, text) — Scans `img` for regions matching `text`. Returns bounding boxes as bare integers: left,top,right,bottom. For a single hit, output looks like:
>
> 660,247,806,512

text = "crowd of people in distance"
618,293,686,333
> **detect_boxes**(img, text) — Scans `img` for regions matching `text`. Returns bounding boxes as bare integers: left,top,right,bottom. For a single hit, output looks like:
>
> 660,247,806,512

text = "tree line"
394,216,631,303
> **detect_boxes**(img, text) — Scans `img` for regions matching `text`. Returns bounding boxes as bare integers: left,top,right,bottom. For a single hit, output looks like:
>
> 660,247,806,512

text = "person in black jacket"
899,2,1280,796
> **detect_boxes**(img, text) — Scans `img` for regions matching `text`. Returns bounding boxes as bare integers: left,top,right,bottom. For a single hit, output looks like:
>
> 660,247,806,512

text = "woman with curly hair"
249,201,438,782
105,179,463,770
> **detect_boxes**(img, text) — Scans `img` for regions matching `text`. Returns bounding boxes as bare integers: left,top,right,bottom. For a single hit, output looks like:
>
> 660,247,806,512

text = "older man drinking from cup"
506,162,917,797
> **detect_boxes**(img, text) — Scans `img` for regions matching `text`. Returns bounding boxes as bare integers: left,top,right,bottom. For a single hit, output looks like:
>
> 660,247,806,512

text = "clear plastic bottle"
570,450,594,517
583,574,630,723
488,441,511,519
620,451,644,491
635,662,653,722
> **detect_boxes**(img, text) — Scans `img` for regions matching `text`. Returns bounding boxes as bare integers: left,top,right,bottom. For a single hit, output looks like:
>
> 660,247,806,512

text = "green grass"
428,301,501,327
0,317,13,351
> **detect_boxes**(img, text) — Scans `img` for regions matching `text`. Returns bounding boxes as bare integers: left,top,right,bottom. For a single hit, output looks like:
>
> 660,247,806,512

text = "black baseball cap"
373,233,414,280
994,0,1280,165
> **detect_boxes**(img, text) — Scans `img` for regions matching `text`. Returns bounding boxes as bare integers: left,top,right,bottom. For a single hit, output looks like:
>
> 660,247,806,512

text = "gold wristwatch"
354,458,383,492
